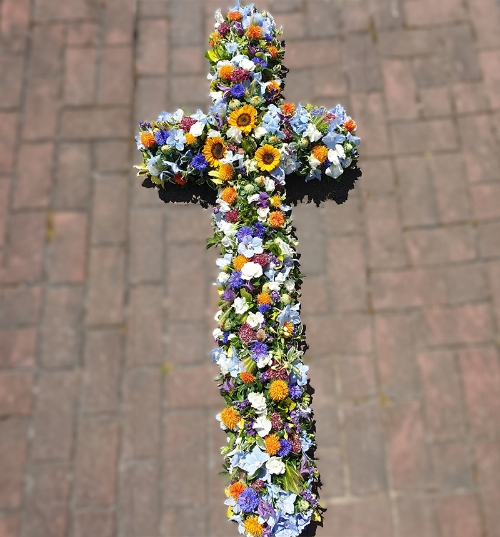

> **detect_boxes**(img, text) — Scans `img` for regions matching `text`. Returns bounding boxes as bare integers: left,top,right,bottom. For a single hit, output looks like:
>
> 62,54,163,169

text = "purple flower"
277,439,292,457
271,291,280,302
154,129,169,145
236,226,253,241
219,378,234,392
191,154,208,171
252,57,267,68
222,287,236,301
233,21,244,35
260,370,270,382
253,222,266,238
289,385,302,400
231,84,245,98
218,22,230,35
228,271,244,289
256,192,269,208
139,122,151,128
250,341,268,360
222,332,230,344
258,304,271,314
237,488,259,512
301,490,318,507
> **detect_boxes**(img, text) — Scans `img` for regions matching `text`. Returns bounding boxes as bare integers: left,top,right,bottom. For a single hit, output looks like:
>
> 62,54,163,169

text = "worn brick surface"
2,0,500,535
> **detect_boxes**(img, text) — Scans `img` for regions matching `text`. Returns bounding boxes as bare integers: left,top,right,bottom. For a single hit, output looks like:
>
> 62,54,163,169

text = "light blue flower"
166,128,186,150
322,131,345,149
347,132,361,146
191,109,209,124
277,304,301,326
237,235,263,258
280,146,299,175
216,253,232,268
290,104,310,135
212,346,242,377
262,104,283,134
290,359,309,387
236,445,270,475
225,41,239,54
271,166,286,184
305,168,322,182
300,432,314,453
146,156,161,176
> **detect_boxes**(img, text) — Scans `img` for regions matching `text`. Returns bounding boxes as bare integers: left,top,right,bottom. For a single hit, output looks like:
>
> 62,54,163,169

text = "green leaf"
240,289,252,301
283,462,304,495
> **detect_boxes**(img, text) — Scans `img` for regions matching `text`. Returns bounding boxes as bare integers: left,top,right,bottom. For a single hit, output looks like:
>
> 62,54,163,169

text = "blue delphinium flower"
237,488,259,512
235,445,270,474
166,128,186,150
191,153,208,171
237,235,263,258
250,341,268,360
252,57,267,69
278,439,292,457
231,84,245,98
289,385,302,400
253,221,266,238
228,271,244,289
226,41,239,55
277,304,301,326
290,104,310,135
258,304,271,314
154,129,169,145
236,226,253,241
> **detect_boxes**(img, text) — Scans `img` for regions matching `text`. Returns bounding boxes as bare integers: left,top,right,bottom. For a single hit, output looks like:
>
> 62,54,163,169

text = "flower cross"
135,3,361,536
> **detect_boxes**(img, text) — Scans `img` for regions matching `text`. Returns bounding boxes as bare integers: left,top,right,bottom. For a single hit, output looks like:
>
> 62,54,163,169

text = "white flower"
248,392,267,414
247,311,264,329
247,193,260,203
210,91,223,102
226,126,243,144
207,129,222,138
267,281,281,291
245,159,258,173
257,353,272,369
325,163,343,179
284,279,295,292
264,177,276,192
304,123,322,142
213,328,223,339
309,155,322,169
218,272,229,284
189,121,204,137
239,58,256,71
254,126,267,139
233,297,249,314
214,310,223,321
257,207,270,220
217,221,236,237
266,457,286,475
241,262,263,280
254,415,272,437
275,238,295,257
335,143,346,159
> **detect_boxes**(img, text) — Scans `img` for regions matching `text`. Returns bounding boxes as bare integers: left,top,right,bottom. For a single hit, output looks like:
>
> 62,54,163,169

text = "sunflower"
228,104,257,134
255,144,280,171
203,137,227,167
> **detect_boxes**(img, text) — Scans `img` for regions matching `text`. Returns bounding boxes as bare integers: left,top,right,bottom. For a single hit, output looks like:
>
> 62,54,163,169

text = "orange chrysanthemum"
312,145,328,163
240,372,255,384
269,211,285,228
228,104,257,134
140,132,156,149
266,80,281,94
219,65,234,80
234,255,249,271
267,45,278,58
255,144,280,172
281,102,295,115
257,292,272,305
203,137,227,167
228,10,242,21
282,321,293,338
244,517,264,537
344,119,357,132
221,186,237,204
229,481,246,499
247,25,262,39
270,194,281,208
269,380,289,402
209,32,221,46
265,433,281,455
220,407,240,429
173,172,187,186
219,163,234,181
184,133,196,145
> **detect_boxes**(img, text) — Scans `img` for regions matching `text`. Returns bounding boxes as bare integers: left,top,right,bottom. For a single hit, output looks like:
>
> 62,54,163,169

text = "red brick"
170,45,205,75
1,0,30,53
29,24,64,77
488,261,500,328
378,29,437,58
444,263,489,304
397,497,439,537
391,120,458,155
82,330,122,413
441,26,482,83
95,141,131,173
118,461,160,537
32,371,79,461
285,38,342,70
63,47,97,105
315,447,344,499
74,417,120,507
432,442,473,490
53,143,92,209
166,321,210,365
365,196,407,269
134,76,168,126
453,82,490,114
406,225,476,266
47,212,87,283
480,50,500,110
87,246,125,325
294,205,325,276
91,175,128,245
0,179,9,247
417,305,493,346
0,285,42,326
169,0,204,45
98,47,134,105
0,113,18,173
417,351,466,440
73,512,115,537
351,93,390,158
338,355,377,399
341,0,370,32
170,74,212,109
135,19,168,76
344,401,387,495
0,373,33,416
387,401,431,490
306,314,372,355
66,22,99,47
357,158,395,194
60,108,131,140
0,516,19,537
327,498,393,537
166,364,220,409
414,57,451,89
396,156,439,227
474,439,500,537
165,410,208,506
322,196,363,234
102,0,135,45
343,34,382,93
404,0,466,26
0,54,25,109
33,0,98,20
460,347,500,436
420,86,453,117
137,0,169,18
129,207,164,284
471,184,500,221
22,77,60,140
123,368,161,459
304,0,342,37
273,12,307,40
479,221,500,258
281,68,313,105
40,286,83,367
164,507,209,537
437,495,483,537
300,275,330,315
22,463,71,537
382,60,418,120
0,419,28,509
0,328,36,369
1,212,46,284
469,0,500,49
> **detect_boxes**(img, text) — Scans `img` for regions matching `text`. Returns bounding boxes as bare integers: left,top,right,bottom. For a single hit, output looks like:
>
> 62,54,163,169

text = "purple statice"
268,253,279,265
237,488,259,513
277,439,292,457
233,21,245,35
219,378,234,392
217,22,230,35
250,341,268,361
139,121,151,129
259,370,271,383
289,385,302,400
256,192,269,208
290,410,300,426
236,226,253,241
253,221,266,238
230,67,250,83
271,291,280,302
235,399,250,410
191,154,208,171
300,490,318,507
258,304,271,314
244,419,256,437
231,84,245,98
222,332,230,344
228,271,244,289
252,57,267,68
154,129,169,145
221,287,236,301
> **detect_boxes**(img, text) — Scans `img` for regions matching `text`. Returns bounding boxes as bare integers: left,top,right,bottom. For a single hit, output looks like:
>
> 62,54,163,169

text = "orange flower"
220,407,240,429
229,481,246,499
240,372,255,384
244,517,264,537
140,132,156,149
269,380,289,402
267,45,278,58
311,145,328,163
209,32,220,46
219,65,234,80
219,163,234,181
173,172,186,185
228,10,242,21
221,186,237,204
247,25,262,39
264,434,281,455
270,194,281,208
266,80,281,94
281,102,295,115
269,211,285,228
184,133,196,145
257,292,272,305
344,119,357,132
282,321,293,338
234,254,249,270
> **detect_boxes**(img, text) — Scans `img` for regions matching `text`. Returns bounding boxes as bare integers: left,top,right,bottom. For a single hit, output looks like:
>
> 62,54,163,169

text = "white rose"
241,262,263,281
254,126,267,139
210,91,223,102
267,282,281,292
327,148,340,166
247,193,260,203
275,238,294,257
189,121,204,137
257,353,272,369
247,312,264,329
284,279,295,292
248,392,267,414
218,272,229,284
226,126,243,143
239,58,256,71
304,123,322,142
207,129,222,138
254,415,272,437
266,457,286,475
257,207,270,220
233,297,249,314
264,177,276,192
213,328,223,339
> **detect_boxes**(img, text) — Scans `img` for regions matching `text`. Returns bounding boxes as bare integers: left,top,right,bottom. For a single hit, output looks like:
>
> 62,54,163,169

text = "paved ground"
1,0,500,536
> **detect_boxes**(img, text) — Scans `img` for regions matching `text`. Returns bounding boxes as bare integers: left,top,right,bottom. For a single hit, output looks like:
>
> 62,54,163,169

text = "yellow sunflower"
202,137,227,167
255,144,281,171
228,104,257,134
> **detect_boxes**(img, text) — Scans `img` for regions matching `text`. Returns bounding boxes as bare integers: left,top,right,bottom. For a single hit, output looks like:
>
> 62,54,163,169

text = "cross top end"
135,1,361,207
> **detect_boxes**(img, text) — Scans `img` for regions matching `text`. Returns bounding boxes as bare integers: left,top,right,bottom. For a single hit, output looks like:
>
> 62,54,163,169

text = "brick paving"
0,0,500,535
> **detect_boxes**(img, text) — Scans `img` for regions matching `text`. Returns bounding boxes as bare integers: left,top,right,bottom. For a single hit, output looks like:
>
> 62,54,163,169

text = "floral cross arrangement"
135,2,361,536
